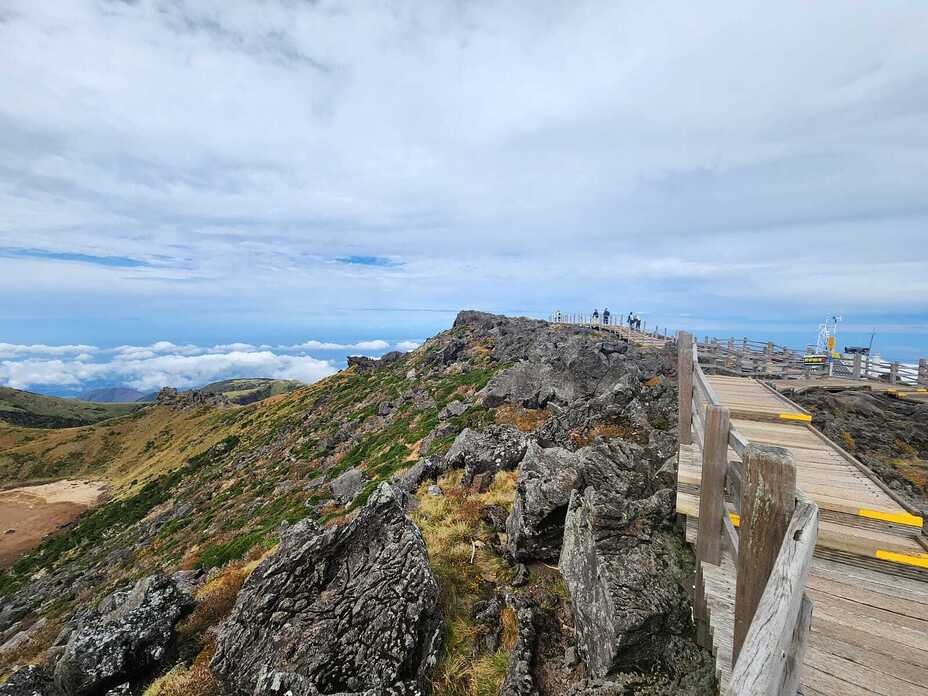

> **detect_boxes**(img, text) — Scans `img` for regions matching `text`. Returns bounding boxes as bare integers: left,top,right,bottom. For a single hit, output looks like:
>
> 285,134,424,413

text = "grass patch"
413,470,518,696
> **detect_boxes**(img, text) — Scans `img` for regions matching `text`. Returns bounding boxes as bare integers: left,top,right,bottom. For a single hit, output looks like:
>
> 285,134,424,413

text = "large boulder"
445,426,528,489
329,467,366,505
211,482,442,696
53,574,193,696
505,442,586,561
0,666,57,696
559,480,696,678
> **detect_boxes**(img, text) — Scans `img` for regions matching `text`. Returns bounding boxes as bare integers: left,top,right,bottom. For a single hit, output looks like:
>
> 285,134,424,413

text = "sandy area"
0,480,108,567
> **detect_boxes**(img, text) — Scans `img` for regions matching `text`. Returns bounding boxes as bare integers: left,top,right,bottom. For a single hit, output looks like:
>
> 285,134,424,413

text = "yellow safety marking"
875,550,928,569
729,512,740,528
778,412,812,422
858,509,924,527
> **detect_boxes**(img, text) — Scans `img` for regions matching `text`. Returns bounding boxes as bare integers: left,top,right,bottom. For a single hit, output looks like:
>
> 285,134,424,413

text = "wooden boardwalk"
678,372,928,695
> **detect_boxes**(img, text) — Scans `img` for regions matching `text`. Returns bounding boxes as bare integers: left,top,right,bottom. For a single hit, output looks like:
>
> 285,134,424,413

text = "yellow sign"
827,336,836,350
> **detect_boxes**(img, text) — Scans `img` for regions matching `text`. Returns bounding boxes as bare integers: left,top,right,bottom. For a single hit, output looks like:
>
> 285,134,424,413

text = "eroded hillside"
0,312,713,696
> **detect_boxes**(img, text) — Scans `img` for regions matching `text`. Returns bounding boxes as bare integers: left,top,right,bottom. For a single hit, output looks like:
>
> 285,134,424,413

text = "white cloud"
0,336,421,392
0,343,98,359
395,340,421,352
0,347,336,392
0,1,926,341
281,339,391,351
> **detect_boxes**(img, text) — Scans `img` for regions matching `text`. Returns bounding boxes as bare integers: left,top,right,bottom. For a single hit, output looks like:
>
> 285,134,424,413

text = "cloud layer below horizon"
0,338,420,393
1,1,927,343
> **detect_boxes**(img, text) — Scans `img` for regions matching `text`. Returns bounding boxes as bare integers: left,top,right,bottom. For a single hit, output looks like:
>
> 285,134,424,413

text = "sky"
2,1,928,395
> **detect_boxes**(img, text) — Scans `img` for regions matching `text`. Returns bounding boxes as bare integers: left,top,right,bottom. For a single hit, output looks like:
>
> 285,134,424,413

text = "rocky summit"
0,311,714,696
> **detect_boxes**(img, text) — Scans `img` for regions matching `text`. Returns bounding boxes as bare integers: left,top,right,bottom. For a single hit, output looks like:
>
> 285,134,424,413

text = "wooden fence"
696,334,928,387
679,331,819,695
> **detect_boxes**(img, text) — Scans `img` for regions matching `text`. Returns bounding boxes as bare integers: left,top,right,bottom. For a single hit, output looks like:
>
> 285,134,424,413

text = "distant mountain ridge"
0,387,144,428
76,378,302,405
77,387,147,403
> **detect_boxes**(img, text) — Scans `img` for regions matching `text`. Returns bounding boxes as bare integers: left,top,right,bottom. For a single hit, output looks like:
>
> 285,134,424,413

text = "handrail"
679,331,817,696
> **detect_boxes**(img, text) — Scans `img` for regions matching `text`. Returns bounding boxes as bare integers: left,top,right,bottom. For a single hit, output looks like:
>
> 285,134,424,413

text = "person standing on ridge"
592,309,600,324
603,308,610,325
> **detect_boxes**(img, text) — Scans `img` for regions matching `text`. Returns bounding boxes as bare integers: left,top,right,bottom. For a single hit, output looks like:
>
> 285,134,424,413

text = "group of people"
555,308,641,330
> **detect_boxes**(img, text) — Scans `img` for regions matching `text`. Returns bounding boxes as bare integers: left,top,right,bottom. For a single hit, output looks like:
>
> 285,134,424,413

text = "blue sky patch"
335,256,399,267
0,247,149,268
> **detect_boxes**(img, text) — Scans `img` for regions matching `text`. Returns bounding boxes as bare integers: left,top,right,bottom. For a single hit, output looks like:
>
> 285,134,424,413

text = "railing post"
852,353,862,379
694,405,730,648
733,444,797,663
890,362,899,385
919,359,928,387
677,331,693,446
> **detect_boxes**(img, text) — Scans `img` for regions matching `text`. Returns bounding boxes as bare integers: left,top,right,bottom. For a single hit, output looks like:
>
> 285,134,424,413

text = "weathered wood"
726,461,743,517
695,405,730,647
678,331,694,446
920,359,928,387
728,496,817,695
852,353,862,379
733,443,797,663
890,362,899,385
782,594,813,696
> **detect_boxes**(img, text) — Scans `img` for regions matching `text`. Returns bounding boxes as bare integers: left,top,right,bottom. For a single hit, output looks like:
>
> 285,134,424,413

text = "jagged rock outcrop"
52,574,194,696
445,426,528,489
210,482,442,696
507,439,661,563
392,456,441,493
329,467,366,504
558,480,695,679
155,387,229,410
506,443,586,562
0,665,57,696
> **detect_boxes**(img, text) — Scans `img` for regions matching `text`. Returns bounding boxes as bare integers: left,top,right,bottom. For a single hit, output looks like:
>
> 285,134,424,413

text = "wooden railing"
678,331,818,696
695,334,928,387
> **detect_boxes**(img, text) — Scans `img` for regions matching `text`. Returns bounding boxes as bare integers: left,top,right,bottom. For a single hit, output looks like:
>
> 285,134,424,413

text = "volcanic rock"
52,574,193,696
210,482,441,696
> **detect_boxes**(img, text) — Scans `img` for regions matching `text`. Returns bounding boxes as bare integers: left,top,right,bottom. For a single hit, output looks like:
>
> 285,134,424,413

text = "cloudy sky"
2,1,928,393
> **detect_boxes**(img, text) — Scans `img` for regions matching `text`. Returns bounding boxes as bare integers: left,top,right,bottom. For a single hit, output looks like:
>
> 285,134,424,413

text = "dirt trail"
0,480,108,567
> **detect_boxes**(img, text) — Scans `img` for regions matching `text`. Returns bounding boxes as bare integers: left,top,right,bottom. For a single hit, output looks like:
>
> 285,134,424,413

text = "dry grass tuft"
413,470,517,696
177,560,253,639
494,405,550,432
840,431,856,451
144,640,219,696
569,422,639,447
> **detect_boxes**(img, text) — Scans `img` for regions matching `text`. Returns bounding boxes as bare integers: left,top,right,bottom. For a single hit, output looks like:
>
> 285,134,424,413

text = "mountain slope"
0,387,145,429
0,312,709,695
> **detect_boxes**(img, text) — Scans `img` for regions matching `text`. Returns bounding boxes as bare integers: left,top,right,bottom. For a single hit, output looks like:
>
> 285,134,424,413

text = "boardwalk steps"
675,331,928,695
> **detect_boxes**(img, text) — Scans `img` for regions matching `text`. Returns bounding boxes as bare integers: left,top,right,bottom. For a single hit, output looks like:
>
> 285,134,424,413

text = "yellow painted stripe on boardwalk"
858,508,924,527
875,550,928,569
729,512,740,527
777,412,812,422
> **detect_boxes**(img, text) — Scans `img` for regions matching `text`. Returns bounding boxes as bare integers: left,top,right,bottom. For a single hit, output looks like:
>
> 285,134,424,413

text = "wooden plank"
810,614,928,670
678,331,694,446
805,574,928,620
808,589,928,640
804,646,928,696
810,557,928,604
782,594,813,696
733,444,798,662
695,405,731,647
807,633,928,687
729,495,817,694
